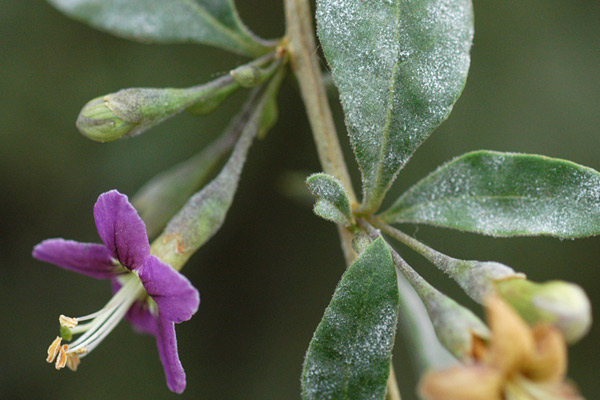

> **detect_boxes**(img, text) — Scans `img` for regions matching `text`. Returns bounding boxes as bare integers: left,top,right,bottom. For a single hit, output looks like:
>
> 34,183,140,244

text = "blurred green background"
1,1,598,399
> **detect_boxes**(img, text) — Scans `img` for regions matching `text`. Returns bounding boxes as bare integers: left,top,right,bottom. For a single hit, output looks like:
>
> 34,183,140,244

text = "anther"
46,336,62,363
55,344,69,370
59,315,78,328
66,353,81,371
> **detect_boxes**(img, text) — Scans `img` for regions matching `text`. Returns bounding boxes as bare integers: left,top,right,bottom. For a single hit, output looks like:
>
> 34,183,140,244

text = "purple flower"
33,190,200,393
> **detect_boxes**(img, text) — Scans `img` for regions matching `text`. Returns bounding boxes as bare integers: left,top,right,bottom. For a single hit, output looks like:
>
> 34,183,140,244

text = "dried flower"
419,296,584,400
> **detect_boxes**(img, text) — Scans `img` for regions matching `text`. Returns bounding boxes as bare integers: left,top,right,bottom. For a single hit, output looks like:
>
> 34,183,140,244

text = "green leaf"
152,70,286,269
302,238,399,400
316,0,474,212
132,131,235,239
306,173,354,226
381,151,600,238
47,0,273,56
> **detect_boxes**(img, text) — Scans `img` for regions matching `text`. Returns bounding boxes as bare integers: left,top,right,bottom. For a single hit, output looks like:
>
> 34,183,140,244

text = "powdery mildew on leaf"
381,151,600,238
306,173,354,226
302,238,400,400
47,0,267,56
316,0,473,212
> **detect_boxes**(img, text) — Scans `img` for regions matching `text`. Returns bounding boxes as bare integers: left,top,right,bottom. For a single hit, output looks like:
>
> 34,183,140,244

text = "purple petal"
156,316,186,393
126,300,159,336
93,190,150,270
33,239,121,279
138,256,200,323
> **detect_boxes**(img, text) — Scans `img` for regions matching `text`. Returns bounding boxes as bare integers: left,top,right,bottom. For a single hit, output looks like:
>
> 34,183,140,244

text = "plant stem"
284,0,358,265
370,217,458,274
283,0,356,204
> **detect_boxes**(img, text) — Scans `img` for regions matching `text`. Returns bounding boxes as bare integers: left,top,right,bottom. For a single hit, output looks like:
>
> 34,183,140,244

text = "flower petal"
523,325,567,382
33,239,120,279
138,256,200,323
93,190,150,269
126,300,159,336
419,365,504,400
486,296,535,375
156,316,186,393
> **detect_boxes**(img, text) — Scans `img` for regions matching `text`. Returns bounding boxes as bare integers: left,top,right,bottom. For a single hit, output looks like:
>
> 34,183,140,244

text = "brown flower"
419,296,584,400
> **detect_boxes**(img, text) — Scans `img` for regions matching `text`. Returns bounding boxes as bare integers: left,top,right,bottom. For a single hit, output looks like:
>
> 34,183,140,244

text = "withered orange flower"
419,296,584,400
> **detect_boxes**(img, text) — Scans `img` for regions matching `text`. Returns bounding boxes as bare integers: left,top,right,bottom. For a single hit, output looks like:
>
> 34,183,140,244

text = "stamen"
59,315,78,328
46,336,62,363
66,353,81,371
55,344,69,370
45,275,145,369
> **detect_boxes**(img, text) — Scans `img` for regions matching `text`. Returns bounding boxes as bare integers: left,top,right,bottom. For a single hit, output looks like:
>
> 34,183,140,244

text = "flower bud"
388,248,489,360
230,65,264,88
76,88,186,142
77,75,240,142
451,260,525,304
76,95,138,143
421,289,490,360
230,57,281,89
495,279,591,343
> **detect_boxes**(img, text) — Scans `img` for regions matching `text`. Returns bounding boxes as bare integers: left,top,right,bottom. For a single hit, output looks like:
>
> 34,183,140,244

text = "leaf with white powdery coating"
302,238,399,400
381,151,600,238
46,0,272,56
316,0,473,212
306,173,354,226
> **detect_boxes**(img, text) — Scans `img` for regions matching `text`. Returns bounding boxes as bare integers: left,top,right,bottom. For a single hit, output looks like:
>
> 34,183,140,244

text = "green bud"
230,57,282,89
388,246,489,360
77,88,190,142
230,65,264,88
495,279,592,343
451,260,525,304
76,95,138,143
418,286,490,360
77,75,241,142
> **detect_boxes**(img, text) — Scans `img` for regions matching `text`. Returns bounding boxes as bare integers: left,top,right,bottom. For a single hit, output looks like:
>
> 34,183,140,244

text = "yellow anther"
74,347,88,355
46,336,62,363
55,344,69,370
59,315,78,328
66,353,81,371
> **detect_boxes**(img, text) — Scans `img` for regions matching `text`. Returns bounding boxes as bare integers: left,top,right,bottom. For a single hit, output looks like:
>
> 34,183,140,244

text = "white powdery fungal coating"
48,0,249,49
302,239,399,400
383,151,600,237
316,0,474,208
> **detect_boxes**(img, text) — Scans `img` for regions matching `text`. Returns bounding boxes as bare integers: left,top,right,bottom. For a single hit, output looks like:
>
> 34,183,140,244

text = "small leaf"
152,71,286,269
302,238,399,400
381,151,600,238
316,0,474,212
306,173,354,226
47,0,273,56
132,131,236,239
152,88,267,269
